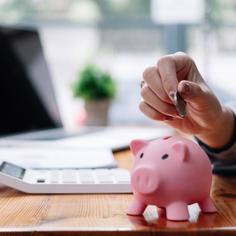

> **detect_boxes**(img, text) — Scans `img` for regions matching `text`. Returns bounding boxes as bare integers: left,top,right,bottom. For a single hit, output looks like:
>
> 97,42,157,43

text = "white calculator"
0,161,131,194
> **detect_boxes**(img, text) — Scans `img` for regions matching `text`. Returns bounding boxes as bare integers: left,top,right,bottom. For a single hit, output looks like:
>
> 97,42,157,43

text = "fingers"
141,85,178,117
141,52,202,121
156,52,194,104
139,101,173,121
170,52,192,73
143,66,171,104
143,52,193,105
157,56,179,103
178,80,213,109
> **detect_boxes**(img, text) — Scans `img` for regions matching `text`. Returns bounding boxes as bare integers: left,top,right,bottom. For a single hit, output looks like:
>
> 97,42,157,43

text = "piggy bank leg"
166,202,189,221
127,198,147,216
198,196,217,213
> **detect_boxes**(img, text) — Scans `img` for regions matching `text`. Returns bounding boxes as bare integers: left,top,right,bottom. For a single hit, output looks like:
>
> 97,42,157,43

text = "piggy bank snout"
131,167,159,194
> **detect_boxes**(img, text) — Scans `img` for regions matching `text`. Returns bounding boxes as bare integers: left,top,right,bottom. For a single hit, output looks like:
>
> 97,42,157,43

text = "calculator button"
78,170,95,184
37,179,45,183
62,170,77,183
50,171,59,183
95,169,114,184
112,169,130,183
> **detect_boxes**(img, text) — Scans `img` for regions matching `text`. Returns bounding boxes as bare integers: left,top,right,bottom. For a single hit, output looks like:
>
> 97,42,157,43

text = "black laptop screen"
0,26,62,136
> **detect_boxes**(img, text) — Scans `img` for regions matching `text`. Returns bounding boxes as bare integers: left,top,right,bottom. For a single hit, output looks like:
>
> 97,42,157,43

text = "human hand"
140,52,234,148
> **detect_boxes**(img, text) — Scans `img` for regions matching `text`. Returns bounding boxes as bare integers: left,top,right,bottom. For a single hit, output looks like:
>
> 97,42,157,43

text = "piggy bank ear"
130,139,148,155
171,141,188,162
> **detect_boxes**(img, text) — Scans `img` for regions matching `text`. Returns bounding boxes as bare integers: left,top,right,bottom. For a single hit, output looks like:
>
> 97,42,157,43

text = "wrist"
196,106,235,149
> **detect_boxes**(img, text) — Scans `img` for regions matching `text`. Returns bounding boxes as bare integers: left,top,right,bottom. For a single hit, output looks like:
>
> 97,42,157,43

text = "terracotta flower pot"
84,100,110,126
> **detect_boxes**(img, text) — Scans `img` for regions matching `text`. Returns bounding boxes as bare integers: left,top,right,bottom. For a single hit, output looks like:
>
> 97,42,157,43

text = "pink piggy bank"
127,136,217,221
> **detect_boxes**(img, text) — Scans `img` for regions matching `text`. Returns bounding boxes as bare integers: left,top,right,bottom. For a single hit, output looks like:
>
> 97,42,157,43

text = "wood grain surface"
0,150,235,235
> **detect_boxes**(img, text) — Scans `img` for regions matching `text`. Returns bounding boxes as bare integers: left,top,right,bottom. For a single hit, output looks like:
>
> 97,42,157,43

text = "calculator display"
0,162,25,179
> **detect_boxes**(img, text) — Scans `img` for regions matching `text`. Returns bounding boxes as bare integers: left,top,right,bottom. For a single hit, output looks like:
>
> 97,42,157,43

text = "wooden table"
0,150,235,236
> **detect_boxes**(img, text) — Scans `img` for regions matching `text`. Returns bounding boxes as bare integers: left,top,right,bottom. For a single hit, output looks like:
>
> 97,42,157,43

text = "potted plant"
72,65,117,126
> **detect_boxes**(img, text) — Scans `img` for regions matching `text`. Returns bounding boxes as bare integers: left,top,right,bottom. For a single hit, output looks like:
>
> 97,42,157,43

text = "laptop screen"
0,26,62,136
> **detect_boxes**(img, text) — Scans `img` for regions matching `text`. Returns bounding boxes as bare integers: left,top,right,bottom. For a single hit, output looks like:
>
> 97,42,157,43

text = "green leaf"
72,64,117,101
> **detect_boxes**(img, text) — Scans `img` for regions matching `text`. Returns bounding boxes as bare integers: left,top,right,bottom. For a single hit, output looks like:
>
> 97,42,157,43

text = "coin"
176,92,186,118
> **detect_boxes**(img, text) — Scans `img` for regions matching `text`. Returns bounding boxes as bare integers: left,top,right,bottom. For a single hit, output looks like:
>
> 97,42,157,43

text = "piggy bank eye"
140,153,144,159
161,154,169,160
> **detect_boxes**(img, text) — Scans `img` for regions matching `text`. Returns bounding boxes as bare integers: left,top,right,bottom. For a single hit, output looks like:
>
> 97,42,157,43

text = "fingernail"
181,82,191,95
169,91,177,105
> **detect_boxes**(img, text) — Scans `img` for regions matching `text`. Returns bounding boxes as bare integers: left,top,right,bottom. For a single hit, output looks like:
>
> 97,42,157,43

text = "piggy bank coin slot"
140,153,144,159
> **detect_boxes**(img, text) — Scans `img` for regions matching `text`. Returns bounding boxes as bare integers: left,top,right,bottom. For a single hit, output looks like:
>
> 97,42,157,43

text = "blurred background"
1,0,236,131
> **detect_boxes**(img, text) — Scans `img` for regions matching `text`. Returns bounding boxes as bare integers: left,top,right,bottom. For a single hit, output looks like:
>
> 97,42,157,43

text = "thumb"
178,80,209,106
